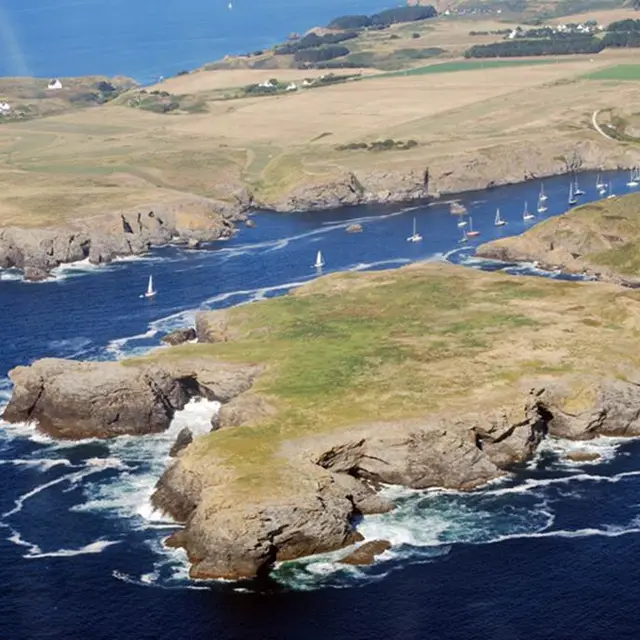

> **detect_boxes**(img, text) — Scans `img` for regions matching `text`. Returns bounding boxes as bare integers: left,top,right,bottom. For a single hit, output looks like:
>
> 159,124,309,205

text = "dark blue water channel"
1,170,639,640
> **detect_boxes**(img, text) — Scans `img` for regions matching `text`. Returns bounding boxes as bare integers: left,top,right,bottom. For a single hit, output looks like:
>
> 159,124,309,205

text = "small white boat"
522,201,535,221
574,175,584,196
568,183,577,206
314,250,325,268
596,173,605,190
539,182,548,202
607,182,616,199
466,217,480,237
406,217,423,243
627,169,638,187
537,194,547,213
457,216,468,228
494,208,506,227
459,228,468,243
228,1,233,8
142,275,156,299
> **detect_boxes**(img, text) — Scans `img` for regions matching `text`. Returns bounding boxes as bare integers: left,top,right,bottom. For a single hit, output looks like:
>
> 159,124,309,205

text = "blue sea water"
0,0,392,82
2,170,640,639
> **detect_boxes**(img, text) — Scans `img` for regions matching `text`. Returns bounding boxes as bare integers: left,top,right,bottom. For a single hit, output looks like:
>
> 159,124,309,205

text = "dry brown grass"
0,39,639,227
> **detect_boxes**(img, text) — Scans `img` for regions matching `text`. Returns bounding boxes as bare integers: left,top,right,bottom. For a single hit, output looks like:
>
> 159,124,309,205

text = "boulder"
162,328,196,346
2,359,190,439
338,540,391,566
169,427,193,457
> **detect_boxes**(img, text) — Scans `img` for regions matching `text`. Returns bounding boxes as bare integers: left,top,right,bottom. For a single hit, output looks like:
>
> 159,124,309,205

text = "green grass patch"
380,58,562,78
583,64,640,81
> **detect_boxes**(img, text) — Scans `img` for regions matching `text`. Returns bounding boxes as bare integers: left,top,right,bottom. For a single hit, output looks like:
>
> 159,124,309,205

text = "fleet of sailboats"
141,172,633,295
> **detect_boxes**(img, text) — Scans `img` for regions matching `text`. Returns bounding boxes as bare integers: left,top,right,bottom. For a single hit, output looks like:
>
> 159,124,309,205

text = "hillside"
477,191,640,284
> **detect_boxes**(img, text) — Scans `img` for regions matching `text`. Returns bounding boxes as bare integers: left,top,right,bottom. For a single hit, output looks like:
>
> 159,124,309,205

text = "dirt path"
592,110,615,141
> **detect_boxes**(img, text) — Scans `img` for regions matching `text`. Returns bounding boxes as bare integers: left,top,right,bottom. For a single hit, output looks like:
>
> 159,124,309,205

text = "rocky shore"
3,138,640,281
0,191,251,281
476,192,640,286
5,261,640,580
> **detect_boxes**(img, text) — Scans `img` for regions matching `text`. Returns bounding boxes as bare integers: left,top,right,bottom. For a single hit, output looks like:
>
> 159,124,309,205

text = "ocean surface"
2,170,640,639
0,0,393,82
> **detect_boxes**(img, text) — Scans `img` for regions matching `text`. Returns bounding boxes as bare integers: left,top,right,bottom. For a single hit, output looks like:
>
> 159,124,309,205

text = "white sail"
494,208,506,226
143,275,156,298
539,182,547,202
406,216,422,242
537,194,547,213
523,201,535,221
568,183,576,205
314,250,325,268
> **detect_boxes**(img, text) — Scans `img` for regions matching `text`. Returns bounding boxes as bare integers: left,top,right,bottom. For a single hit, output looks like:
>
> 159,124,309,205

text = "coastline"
4,136,640,281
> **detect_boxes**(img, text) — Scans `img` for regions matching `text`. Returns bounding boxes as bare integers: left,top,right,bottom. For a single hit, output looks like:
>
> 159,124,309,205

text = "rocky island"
6,248,640,579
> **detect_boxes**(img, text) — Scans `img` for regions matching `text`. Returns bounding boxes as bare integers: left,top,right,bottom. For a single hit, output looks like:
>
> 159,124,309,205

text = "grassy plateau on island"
133,256,640,496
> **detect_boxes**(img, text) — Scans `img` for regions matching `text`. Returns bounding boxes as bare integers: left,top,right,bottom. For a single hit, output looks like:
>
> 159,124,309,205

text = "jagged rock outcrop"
2,357,258,439
169,428,194,457
162,470,363,580
150,376,640,580
266,169,429,212
0,192,251,281
162,328,196,346
339,540,391,566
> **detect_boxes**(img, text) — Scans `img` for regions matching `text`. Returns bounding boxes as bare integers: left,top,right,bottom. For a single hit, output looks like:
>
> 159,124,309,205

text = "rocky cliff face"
0,192,251,280
262,139,640,213
2,357,259,439
149,377,640,581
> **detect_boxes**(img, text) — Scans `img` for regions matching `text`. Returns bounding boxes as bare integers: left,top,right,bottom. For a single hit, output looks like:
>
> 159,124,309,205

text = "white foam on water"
533,435,628,468
319,204,422,227
78,398,220,525
105,328,158,359
0,268,24,281
25,539,120,559
0,458,72,470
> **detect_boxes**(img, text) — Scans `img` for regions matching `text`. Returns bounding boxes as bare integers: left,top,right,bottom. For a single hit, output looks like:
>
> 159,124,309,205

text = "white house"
258,80,275,89
286,82,297,92
0,102,11,114
47,78,63,90
302,79,313,87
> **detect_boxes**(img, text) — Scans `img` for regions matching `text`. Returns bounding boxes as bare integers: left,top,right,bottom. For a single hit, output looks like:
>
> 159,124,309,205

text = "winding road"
592,110,614,141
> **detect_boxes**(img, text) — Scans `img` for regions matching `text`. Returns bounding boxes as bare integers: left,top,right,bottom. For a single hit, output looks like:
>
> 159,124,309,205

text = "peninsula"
6,245,640,578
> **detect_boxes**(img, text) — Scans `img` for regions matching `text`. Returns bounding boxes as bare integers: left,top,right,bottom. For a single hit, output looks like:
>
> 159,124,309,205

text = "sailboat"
627,168,638,187
457,216,468,228
466,217,480,237
494,208,506,227
522,200,535,221
314,250,325,268
607,182,616,199
537,193,548,213
574,175,584,196
596,173,604,189
459,228,468,244
539,182,548,203
406,217,422,242
568,183,577,206
142,275,156,299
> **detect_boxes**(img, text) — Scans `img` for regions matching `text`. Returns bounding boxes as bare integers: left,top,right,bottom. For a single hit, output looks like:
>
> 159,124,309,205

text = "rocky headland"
5,261,640,579
0,192,251,281
477,192,640,286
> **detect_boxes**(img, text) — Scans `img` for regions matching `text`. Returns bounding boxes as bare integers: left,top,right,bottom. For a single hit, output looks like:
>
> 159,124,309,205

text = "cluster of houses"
256,77,317,91
506,21,604,39
0,78,63,118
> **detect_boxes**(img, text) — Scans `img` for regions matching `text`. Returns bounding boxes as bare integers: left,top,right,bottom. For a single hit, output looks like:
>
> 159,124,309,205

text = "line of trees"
607,19,640,32
294,45,350,64
274,31,358,55
601,31,640,47
328,6,437,30
464,36,604,58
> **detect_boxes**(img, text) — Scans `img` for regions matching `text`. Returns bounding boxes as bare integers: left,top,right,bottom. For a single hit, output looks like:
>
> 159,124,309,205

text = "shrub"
465,35,603,58
294,45,350,63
